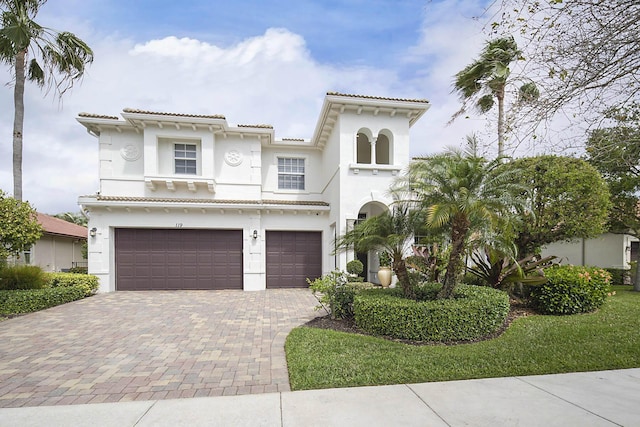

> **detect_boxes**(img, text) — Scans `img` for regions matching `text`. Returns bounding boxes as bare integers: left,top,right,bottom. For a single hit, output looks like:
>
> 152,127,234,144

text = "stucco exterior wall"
261,146,324,200
32,235,85,272
542,233,639,269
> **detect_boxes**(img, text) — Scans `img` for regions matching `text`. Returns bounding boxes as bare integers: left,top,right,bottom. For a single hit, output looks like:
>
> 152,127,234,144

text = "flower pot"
378,266,392,288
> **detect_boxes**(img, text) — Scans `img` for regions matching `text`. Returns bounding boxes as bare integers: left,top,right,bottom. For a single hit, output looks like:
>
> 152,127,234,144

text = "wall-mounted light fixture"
90,227,97,238
252,229,258,239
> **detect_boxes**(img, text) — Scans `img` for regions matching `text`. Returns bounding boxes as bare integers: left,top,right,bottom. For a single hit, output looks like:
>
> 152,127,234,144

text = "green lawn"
285,285,640,391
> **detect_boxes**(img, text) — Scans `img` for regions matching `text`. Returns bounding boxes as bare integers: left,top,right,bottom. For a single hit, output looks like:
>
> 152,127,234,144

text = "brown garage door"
115,228,243,291
266,231,322,288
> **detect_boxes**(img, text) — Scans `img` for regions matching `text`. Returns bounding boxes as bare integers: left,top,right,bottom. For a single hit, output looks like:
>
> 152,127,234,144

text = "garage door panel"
115,229,243,291
266,231,321,288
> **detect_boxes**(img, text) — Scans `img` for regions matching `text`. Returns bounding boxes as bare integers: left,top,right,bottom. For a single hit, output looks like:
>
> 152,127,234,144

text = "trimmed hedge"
353,284,510,342
0,286,88,315
47,273,99,296
531,265,611,315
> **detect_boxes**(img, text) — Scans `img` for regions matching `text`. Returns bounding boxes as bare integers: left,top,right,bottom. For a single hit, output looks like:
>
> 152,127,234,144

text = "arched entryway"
354,201,389,284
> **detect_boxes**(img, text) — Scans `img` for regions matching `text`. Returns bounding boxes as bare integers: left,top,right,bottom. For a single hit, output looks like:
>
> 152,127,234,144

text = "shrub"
605,268,630,286
68,266,88,274
0,265,48,290
467,247,556,293
346,259,365,282
346,260,364,276
405,245,445,283
462,271,487,287
353,284,510,342
531,265,611,315
0,286,87,315
46,272,99,296
308,271,373,319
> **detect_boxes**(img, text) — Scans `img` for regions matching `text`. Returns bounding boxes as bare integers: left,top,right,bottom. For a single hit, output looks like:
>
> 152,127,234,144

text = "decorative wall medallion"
120,144,141,161
225,150,243,166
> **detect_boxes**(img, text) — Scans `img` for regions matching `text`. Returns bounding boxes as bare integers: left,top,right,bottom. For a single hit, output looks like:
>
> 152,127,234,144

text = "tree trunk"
438,215,470,299
393,256,415,299
497,85,505,158
515,232,534,260
635,257,640,292
13,50,26,201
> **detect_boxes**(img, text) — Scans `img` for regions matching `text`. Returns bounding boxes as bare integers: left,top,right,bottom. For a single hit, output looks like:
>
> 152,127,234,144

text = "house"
541,233,639,271
18,213,88,272
77,92,430,292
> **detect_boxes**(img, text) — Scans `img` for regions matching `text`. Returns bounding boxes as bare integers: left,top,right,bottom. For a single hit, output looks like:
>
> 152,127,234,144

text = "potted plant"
377,251,392,288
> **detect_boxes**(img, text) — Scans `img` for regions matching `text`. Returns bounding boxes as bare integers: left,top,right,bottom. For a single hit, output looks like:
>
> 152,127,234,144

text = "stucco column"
245,213,264,291
370,137,377,165
353,133,358,163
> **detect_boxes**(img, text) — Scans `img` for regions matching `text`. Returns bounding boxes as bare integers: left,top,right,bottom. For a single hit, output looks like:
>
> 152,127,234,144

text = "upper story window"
174,143,197,174
356,133,371,164
278,157,305,190
355,130,393,165
376,134,390,165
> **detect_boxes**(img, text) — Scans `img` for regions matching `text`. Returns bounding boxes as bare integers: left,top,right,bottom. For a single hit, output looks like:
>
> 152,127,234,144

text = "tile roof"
37,213,87,239
326,91,430,104
78,112,120,120
95,195,329,207
122,108,226,120
237,124,274,129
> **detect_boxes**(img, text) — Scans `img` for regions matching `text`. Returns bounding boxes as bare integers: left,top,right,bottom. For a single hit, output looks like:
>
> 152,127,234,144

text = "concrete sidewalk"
1,369,638,426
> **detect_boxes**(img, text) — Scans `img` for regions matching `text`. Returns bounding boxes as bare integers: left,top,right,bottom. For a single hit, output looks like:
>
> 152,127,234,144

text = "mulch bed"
304,300,538,346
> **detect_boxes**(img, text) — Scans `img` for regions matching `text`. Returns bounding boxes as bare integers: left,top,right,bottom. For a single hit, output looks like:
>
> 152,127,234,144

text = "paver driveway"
0,290,321,408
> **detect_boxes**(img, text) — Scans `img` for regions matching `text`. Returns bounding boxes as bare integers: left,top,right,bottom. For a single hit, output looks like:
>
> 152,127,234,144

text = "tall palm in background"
0,0,93,201
408,149,526,298
54,211,87,226
452,36,538,157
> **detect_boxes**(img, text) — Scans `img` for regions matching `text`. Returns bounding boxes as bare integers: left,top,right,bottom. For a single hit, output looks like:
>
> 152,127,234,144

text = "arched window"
356,133,371,164
375,134,390,165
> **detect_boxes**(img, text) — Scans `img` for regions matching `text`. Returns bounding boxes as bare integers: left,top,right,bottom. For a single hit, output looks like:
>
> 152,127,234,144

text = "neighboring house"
541,233,639,270
17,213,88,272
77,92,430,292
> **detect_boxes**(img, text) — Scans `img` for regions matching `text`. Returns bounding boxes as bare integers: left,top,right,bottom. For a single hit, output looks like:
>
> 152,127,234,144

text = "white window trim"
274,154,308,193
174,143,198,175
348,163,402,175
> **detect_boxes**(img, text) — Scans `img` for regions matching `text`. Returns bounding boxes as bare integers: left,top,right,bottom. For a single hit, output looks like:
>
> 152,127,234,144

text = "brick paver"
0,289,321,408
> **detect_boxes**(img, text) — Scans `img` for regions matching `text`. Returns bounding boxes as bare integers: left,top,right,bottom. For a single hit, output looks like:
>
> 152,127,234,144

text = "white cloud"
0,6,493,213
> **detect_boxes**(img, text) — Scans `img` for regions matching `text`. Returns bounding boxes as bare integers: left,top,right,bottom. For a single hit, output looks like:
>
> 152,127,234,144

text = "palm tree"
407,149,526,299
335,203,422,299
54,211,87,226
452,36,538,157
0,0,93,201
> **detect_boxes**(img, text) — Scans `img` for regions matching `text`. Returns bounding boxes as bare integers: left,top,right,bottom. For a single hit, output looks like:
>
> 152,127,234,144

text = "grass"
285,285,640,391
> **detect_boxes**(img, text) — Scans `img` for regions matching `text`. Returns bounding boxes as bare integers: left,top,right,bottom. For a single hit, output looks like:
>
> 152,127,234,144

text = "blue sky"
0,0,495,213
48,0,428,65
